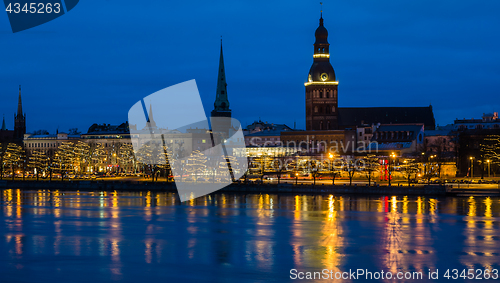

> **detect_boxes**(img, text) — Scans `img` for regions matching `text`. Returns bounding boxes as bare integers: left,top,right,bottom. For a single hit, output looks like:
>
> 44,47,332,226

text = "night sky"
0,0,499,134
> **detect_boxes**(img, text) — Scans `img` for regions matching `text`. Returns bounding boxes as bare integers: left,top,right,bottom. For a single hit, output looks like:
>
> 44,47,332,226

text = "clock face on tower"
321,73,328,81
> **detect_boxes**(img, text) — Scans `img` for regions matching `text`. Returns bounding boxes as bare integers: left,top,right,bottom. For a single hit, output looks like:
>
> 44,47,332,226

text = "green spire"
1,115,5,131
214,41,230,111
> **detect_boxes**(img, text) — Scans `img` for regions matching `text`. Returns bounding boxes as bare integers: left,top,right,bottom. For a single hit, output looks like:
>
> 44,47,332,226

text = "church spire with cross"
213,39,230,112
211,39,232,135
14,85,26,140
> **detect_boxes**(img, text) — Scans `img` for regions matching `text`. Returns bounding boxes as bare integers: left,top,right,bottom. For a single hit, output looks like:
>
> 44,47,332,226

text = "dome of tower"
314,17,329,44
308,61,336,82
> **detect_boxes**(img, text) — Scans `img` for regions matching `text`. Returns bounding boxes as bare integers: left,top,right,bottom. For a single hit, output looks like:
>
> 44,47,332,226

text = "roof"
338,106,435,130
368,142,413,151
371,124,423,143
245,120,293,134
245,130,282,137
376,124,423,133
86,122,130,134
425,130,451,137
24,134,80,140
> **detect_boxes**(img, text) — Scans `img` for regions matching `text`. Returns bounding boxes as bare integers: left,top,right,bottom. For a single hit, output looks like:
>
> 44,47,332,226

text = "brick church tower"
305,12,338,130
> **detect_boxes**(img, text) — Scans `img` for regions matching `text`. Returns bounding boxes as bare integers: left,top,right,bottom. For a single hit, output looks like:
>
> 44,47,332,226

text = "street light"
328,153,335,185
295,172,298,185
487,160,491,178
389,152,396,186
427,155,437,185
469,157,474,179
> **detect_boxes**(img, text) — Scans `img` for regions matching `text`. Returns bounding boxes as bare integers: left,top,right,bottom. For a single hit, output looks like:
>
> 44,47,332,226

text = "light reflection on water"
0,189,499,282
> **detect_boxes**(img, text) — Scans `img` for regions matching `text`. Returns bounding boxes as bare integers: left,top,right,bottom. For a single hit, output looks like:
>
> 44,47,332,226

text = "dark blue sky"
0,0,499,133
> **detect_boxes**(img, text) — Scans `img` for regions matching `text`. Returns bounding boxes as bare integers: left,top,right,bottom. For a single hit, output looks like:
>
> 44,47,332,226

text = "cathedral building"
305,13,435,132
284,12,436,155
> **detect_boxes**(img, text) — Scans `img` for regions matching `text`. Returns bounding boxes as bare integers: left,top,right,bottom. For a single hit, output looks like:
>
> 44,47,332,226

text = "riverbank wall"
0,180,450,196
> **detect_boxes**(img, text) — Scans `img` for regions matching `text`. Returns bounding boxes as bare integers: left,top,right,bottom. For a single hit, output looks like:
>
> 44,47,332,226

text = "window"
202,139,206,143
314,106,318,113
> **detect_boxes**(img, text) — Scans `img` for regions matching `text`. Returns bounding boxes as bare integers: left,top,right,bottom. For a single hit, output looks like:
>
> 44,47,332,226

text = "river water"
0,189,499,282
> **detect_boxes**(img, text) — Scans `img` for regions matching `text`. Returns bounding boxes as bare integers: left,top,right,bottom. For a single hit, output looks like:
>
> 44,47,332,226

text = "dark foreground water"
0,190,499,282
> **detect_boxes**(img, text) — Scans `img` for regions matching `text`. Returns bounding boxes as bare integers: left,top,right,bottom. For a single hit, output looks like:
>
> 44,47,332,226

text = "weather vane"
320,2,323,13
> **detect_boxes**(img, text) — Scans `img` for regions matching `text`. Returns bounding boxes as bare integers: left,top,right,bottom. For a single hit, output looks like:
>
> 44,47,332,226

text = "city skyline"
0,0,499,133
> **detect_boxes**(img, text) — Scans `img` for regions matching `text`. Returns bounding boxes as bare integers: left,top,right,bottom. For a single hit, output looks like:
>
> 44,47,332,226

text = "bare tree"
28,150,48,181
362,155,380,186
401,158,419,186
4,143,23,180
68,128,81,135
54,142,77,181
345,157,357,186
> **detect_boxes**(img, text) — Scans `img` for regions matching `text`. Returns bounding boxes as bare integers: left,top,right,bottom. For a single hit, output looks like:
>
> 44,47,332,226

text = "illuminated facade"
24,132,80,157
244,145,298,157
305,13,338,130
